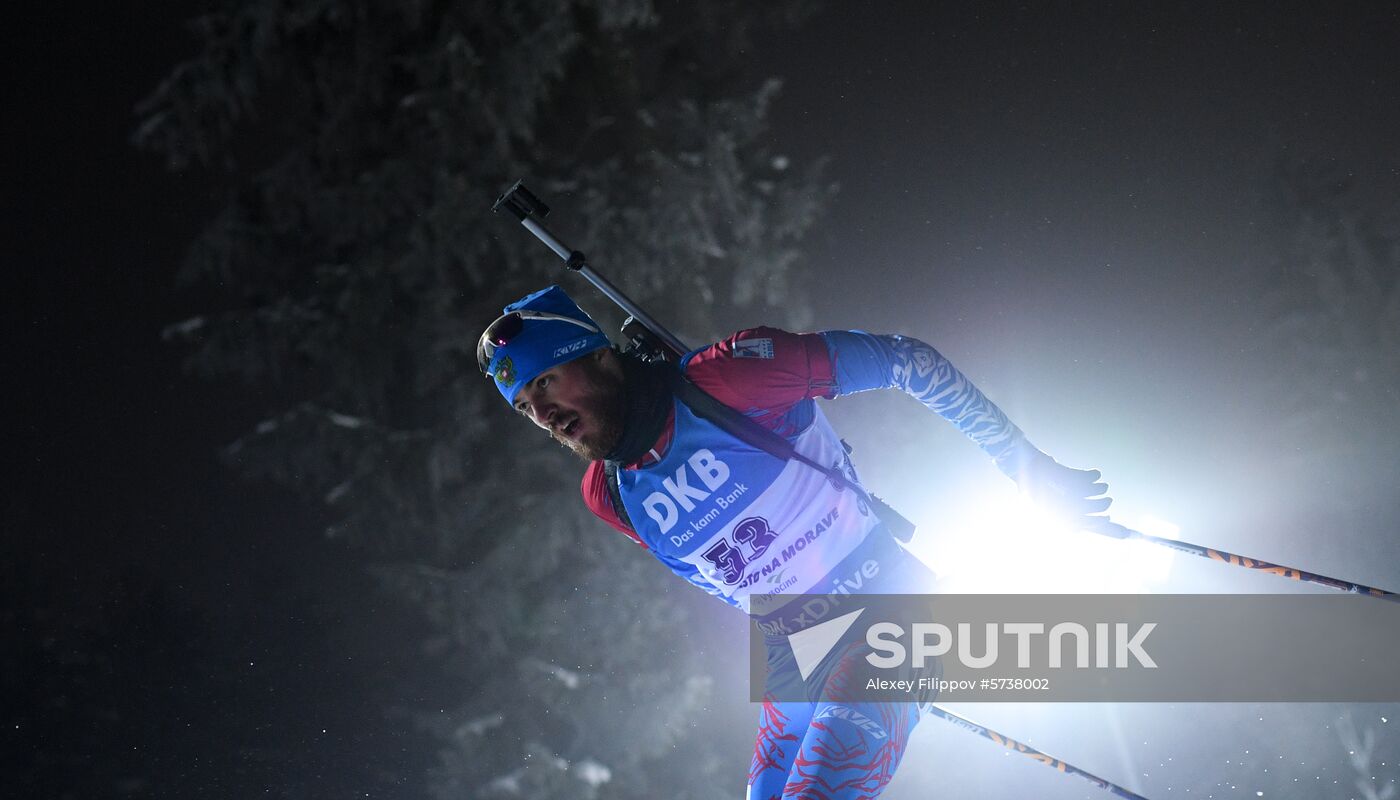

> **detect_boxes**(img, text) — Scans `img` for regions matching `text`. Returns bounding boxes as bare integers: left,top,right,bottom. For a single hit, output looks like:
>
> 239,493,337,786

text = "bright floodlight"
907,484,1179,594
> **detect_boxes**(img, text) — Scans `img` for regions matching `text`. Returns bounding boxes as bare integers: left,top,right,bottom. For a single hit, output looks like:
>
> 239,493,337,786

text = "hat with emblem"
478,285,610,405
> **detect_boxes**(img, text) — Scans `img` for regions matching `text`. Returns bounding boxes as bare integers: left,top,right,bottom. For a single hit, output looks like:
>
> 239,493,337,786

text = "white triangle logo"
789,608,866,681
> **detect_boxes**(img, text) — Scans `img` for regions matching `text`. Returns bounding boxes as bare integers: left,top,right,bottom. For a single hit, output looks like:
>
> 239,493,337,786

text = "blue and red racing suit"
582,327,1030,800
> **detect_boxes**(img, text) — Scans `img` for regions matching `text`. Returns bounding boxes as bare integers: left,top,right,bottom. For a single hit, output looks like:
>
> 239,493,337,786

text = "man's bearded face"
512,351,625,462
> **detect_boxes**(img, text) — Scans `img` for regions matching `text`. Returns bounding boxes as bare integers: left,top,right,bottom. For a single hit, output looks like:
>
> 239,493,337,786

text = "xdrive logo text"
754,559,881,636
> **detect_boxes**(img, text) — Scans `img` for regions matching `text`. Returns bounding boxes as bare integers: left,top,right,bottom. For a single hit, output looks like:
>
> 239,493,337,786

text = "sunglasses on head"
476,310,602,376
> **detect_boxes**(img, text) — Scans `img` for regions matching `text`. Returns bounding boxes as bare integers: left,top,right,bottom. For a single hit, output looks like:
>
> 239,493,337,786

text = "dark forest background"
5,2,1398,799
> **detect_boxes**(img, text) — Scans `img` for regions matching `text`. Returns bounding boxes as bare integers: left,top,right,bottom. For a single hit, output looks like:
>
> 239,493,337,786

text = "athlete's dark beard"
552,361,626,462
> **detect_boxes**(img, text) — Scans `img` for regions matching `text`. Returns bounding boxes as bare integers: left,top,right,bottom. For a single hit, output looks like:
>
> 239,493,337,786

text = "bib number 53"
700,517,777,585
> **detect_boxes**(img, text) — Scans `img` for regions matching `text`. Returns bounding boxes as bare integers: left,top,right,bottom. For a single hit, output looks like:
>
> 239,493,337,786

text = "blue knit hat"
480,285,610,405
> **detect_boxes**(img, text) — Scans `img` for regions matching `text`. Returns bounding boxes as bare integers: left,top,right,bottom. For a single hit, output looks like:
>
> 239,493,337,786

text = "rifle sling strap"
603,369,886,535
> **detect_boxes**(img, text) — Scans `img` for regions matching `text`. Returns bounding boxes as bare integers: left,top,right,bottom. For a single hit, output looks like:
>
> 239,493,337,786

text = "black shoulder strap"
603,460,634,532
669,370,916,542
613,367,844,495
600,368,792,536
603,366,916,542
664,371,802,462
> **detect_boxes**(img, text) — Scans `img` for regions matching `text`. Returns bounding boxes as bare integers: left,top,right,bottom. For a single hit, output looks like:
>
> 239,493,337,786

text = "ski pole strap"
924,705,1151,800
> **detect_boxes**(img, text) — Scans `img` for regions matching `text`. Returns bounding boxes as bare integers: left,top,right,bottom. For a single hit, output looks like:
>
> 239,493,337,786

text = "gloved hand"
996,442,1112,527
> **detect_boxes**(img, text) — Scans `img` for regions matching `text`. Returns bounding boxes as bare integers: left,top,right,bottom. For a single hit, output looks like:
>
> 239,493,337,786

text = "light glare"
906,485,1178,594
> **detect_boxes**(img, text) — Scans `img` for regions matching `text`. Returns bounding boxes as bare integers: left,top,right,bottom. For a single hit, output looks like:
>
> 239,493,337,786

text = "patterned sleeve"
819,329,1031,470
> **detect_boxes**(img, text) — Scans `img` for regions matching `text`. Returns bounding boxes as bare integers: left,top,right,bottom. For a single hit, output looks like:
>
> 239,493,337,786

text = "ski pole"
925,705,1150,800
1090,520,1399,603
492,180,691,358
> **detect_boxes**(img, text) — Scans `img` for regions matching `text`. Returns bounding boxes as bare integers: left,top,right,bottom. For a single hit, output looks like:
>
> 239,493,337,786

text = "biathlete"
478,285,1111,799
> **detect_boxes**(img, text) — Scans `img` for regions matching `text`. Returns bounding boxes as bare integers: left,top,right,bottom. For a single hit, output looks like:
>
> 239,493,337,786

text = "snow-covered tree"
138,1,832,796
1259,160,1400,457
1337,712,1398,800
